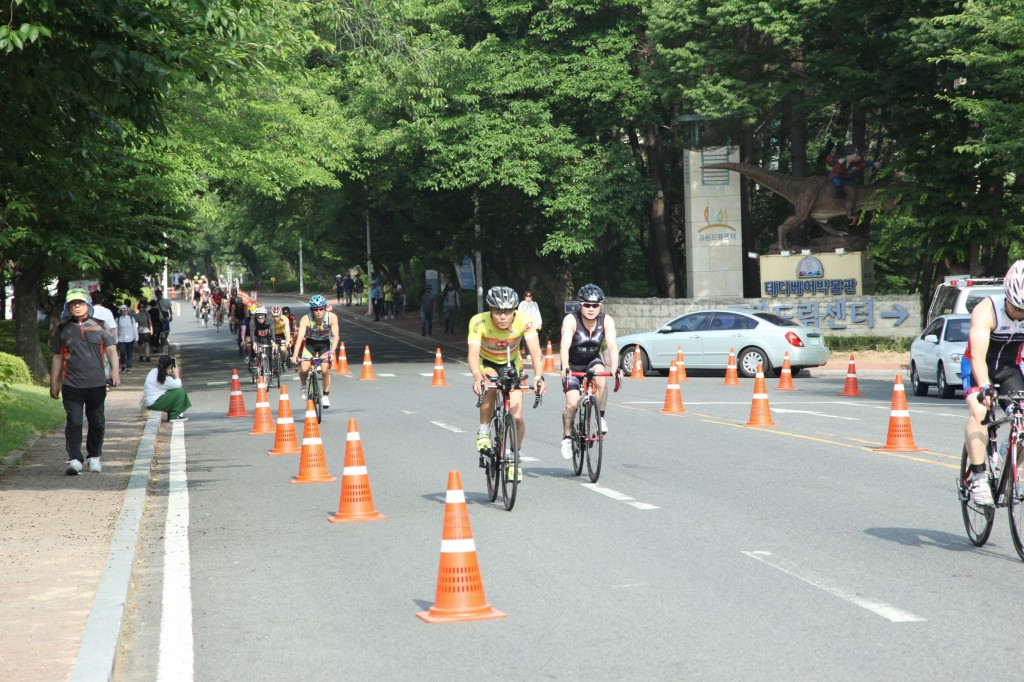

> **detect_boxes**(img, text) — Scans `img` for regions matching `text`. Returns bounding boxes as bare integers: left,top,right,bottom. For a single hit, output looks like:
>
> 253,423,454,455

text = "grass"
0,384,66,462
826,335,912,354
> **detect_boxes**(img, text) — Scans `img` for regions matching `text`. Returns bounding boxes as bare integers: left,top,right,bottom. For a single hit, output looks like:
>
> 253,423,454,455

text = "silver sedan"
909,314,970,399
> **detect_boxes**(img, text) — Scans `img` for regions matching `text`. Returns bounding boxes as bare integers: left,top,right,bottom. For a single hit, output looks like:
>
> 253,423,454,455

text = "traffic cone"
874,375,924,452
542,341,557,374
416,470,505,623
745,363,777,427
224,369,249,418
329,419,386,522
268,386,300,455
429,348,449,387
777,351,796,391
292,400,337,484
360,345,378,381
335,342,351,375
721,348,740,385
659,365,685,414
248,379,276,435
838,355,862,397
675,347,688,382
629,351,645,379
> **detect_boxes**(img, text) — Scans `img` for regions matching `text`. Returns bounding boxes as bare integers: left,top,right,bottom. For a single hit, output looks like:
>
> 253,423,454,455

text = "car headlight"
949,352,962,364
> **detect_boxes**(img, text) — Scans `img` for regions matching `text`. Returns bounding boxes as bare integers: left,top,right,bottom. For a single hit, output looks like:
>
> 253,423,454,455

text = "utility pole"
299,238,304,295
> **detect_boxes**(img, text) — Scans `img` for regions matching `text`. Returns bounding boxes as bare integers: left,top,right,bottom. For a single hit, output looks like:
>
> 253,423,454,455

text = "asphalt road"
115,295,1007,681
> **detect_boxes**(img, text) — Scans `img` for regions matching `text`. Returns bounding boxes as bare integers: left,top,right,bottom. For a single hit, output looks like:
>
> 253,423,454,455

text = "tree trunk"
787,54,807,177
642,124,682,297
0,263,6,321
12,256,48,380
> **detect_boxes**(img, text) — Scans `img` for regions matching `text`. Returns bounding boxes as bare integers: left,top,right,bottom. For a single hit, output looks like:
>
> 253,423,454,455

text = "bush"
826,336,912,354
0,352,31,386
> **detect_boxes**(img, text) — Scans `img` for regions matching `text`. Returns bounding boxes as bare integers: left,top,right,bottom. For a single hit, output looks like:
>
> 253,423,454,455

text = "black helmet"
485,285,519,309
576,283,605,303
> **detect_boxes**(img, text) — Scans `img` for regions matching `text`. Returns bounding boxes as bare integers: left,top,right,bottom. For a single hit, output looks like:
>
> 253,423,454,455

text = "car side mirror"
923,334,939,344
658,325,673,334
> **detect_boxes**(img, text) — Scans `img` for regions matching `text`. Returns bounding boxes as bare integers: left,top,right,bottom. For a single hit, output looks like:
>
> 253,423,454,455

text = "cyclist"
211,286,225,325
962,259,1024,505
468,286,547,468
270,305,291,367
558,284,622,460
282,306,298,355
244,306,277,370
292,294,340,408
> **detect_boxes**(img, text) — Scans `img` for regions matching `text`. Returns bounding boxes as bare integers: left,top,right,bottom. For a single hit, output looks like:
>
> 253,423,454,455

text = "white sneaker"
971,477,994,506
560,437,573,460
322,395,330,408
600,417,608,434
66,459,82,475
86,457,102,473
300,388,307,401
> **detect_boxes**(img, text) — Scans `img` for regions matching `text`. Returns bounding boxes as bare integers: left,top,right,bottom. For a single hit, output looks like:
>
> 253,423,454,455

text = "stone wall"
602,294,924,339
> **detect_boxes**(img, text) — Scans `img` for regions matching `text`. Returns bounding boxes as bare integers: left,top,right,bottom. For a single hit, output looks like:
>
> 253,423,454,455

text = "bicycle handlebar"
566,370,623,392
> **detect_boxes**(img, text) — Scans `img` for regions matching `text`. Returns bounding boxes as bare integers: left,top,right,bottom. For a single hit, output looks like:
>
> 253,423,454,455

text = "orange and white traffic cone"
542,341,558,374
629,350,645,379
837,354,862,397
360,345,378,381
416,470,505,623
659,365,685,414
224,369,249,418
335,342,351,375
874,375,924,452
777,351,796,391
268,386,300,455
429,348,449,387
721,348,740,386
675,346,688,381
329,419,386,523
248,379,276,435
292,400,337,484
745,363,777,427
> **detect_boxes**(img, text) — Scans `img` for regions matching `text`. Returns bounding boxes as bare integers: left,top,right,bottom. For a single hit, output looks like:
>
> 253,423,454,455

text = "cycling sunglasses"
580,302,601,309
490,308,516,315
310,306,327,311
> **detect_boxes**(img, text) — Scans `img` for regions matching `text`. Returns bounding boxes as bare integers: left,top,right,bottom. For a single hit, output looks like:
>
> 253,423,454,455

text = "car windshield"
752,312,799,327
945,319,970,342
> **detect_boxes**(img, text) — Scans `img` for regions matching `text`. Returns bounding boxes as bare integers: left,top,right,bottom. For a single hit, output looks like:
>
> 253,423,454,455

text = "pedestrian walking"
419,285,436,336
517,290,543,359
442,281,461,333
115,304,138,373
143,355,192,421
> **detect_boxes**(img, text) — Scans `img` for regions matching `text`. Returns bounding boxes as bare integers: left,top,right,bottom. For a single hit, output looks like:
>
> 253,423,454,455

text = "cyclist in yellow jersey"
270,305,291,362
468,286,547,463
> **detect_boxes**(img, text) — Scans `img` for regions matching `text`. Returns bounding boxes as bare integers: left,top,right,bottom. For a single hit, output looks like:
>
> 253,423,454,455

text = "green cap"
66,288,90,303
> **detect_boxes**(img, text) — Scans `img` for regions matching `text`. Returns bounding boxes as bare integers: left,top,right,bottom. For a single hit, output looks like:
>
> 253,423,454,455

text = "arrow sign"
880,304,909,326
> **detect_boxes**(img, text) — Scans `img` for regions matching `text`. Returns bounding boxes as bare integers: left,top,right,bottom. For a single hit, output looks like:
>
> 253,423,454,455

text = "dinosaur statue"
701,162,893,251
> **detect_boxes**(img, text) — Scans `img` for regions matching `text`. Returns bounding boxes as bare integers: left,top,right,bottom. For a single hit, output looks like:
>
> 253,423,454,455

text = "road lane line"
431,421,466,433
582,483,660,510
772,408,859,420
742,551,925,623
158,420,194,681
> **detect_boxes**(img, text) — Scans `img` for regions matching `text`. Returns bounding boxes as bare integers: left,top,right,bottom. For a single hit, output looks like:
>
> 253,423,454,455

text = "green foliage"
0,384,67,463
0,352,32,386
826,335,912,354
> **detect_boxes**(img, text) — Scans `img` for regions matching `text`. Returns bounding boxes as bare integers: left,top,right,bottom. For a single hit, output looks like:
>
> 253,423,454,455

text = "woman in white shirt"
144,355,191,421
115,304,139,373
517,290,543,359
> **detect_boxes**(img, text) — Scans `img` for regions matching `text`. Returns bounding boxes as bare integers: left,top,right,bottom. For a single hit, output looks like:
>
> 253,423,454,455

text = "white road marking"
158,420,195,680
401,410,416,414
581,483,660,510
418,373,434,377
772,408,859,420
431,421,466,433
742,551,925,623
520,456,540,462
205,381,228,386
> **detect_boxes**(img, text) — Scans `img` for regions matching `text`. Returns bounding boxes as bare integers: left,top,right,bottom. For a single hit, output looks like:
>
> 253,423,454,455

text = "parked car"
909,313,970,398
925,275,1002,323
617,308,829,378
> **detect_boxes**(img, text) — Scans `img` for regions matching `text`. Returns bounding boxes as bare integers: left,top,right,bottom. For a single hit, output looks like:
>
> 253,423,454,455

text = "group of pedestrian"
367,276,407,321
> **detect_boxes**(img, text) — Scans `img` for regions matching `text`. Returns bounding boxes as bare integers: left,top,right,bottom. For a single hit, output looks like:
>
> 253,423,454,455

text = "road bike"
306,354,330,424
200,302,210,328
267,344,283,389
250,344,271,385
213,305,224,331
567,369,621,483
958,388,1024,560
476,364,542,511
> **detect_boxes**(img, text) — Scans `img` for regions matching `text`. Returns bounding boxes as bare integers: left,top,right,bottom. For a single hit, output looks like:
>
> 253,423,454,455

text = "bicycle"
268,344,283,388
306,353,330,424
958,388,1024,560
476,365,543,511
214,305,224,331
200,303,210,328
567,370,621,483
250,344,271,385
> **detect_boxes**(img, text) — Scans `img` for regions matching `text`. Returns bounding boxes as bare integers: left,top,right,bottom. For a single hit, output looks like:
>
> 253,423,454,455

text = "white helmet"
1006,261,1024,309
485,286,519,309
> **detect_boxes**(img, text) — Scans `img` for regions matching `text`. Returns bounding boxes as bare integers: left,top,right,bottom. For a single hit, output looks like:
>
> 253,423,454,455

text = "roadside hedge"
0,352,31,387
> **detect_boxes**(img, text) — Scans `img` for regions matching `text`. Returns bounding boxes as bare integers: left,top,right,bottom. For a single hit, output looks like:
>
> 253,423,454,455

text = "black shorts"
301,339,331,360
565,357,604,392
961,357,1024,398
481,359,523,388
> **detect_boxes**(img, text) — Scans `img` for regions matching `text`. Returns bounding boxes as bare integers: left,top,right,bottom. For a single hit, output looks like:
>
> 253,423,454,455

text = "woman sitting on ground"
143,355,192,422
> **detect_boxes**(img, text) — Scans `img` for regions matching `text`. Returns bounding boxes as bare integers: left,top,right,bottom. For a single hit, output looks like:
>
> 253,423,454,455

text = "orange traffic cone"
629,350,645,379
335,342,351,375
675,347,688,382
224,369,249,418
745,363,777,427
416,470,505,623
874,375,924,452
659,365,686,414
329,419,386,522
292,400,337,484
542,341,557,374
248,379,276,435
721,348,740,385
838,355,862,397
268,386,301,455
429,348,449,387
360,345,378,381
777,351,796,391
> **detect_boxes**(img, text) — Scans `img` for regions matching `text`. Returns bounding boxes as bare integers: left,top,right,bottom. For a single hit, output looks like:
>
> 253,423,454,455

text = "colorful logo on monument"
796,256,824,278
697,206,737,243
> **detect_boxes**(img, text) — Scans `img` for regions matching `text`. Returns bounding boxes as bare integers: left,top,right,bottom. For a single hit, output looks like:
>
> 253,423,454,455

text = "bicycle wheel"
571,411,585,477
485,416,500,503
584,401,604,483
960,444,995,546
500,413,520,511
311,371,323,424
1006,440,1024,560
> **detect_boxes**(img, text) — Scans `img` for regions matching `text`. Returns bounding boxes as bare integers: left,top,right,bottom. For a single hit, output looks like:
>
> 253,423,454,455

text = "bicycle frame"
568,370,620,482
475,364,540,511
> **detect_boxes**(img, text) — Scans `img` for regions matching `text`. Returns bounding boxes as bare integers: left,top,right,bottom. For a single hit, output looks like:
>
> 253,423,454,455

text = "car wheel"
937,363,956,399
737,347,770,378
910,362,929,396
620,345,649,377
